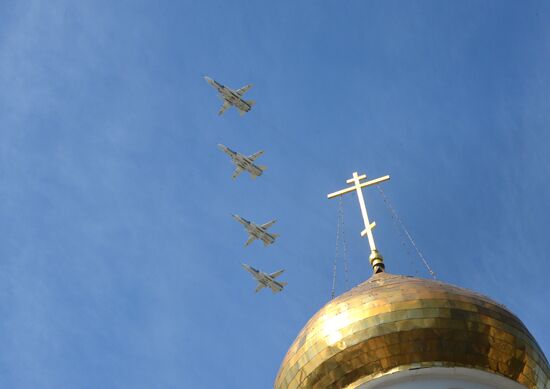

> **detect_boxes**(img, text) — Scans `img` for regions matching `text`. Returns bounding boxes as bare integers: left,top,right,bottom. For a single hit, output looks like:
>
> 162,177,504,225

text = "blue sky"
1,1,549,388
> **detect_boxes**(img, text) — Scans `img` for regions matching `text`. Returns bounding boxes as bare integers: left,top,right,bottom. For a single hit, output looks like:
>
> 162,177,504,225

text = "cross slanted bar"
327,171,390,273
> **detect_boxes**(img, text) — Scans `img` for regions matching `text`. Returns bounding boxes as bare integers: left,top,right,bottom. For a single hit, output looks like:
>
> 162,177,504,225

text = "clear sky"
1,1,549,388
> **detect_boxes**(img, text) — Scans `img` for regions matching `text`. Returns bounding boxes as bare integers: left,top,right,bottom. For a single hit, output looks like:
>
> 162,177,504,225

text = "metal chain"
377,186,436,279
340,196,349,289
331,197,342,299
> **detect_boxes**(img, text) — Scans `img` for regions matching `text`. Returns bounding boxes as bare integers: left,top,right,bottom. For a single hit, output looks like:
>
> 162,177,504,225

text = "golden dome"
275,272,550,389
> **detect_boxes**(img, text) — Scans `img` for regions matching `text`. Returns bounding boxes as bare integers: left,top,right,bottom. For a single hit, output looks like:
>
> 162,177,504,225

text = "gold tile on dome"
274,273,550,389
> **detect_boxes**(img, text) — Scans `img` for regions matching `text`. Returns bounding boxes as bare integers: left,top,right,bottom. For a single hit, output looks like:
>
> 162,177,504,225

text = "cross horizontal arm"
327,175,391,199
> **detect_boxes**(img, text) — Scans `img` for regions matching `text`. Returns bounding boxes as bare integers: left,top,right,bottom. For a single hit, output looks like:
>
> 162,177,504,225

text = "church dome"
274,272,550,389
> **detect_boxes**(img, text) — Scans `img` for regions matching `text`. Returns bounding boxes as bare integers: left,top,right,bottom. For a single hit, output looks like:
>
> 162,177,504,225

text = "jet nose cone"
217,144,226,150
204,76,214,84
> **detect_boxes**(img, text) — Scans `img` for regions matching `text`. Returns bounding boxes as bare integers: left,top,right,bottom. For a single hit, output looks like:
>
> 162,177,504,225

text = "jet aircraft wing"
255,283,265,293
236,84,253,96
232,167,244,179
269,269,285,279
248,150,264,161
245,235,256,246
218,100,231,115
261,220,276,229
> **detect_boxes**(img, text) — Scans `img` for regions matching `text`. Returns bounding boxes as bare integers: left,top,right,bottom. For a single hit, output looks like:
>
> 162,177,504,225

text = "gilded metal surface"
327,174,390,199
327,171,390,273
274,273,550,389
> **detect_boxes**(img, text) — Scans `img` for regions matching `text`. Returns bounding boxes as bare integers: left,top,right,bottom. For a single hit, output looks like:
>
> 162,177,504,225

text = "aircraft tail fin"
239,101,255,116
250,165,267,180
271,282,287,293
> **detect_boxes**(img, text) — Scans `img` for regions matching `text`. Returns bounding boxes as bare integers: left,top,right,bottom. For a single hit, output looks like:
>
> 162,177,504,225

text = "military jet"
204,76,255,116
218,144,267,180
232,214,279,247
242,263,287,294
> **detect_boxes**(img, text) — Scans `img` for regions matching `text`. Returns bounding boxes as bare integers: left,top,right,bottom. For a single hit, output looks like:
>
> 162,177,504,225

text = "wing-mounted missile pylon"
241,263,287,293
218,144,267,180
232,214,279,247
204,76,255,116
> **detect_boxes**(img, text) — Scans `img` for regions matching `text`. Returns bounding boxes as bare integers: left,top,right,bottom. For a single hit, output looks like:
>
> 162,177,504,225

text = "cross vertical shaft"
327,171,390,274
349,172,377,251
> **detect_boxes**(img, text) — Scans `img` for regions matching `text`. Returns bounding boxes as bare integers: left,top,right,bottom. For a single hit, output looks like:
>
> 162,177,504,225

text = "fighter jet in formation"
232,214,279,247
218,144,267,180
241,264,287,293
204,76,255,116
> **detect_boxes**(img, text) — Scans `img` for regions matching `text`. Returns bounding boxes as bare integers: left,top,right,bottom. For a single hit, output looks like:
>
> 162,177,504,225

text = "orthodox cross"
327,172,390,273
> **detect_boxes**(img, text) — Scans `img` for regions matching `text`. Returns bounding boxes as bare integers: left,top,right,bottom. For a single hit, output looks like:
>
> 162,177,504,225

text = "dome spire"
327,171,390,274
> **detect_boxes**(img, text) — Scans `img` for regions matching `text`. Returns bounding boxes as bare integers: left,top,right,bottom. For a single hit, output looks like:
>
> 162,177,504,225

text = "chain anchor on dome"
327,171,390,274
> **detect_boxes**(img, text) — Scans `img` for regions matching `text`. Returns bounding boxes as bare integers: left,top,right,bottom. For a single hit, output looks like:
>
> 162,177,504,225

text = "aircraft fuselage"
244,265,285,292
231,153,263,177
245,223,276,245
207,78,252,112
232,214,278,246
218,144,265,179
